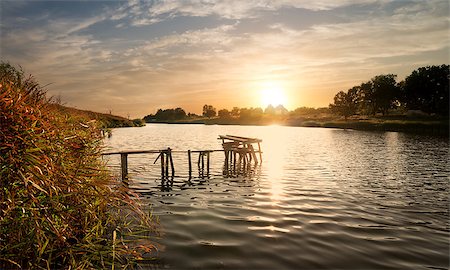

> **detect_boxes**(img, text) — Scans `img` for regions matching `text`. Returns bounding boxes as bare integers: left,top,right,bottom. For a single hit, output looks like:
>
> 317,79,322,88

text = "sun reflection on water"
262,126,289,203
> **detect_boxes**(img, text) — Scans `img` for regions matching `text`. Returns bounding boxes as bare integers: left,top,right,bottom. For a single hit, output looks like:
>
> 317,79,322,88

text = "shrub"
0,63,157,268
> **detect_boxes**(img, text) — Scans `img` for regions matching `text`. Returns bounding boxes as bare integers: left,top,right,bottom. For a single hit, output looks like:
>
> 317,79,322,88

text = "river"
103,124,449,269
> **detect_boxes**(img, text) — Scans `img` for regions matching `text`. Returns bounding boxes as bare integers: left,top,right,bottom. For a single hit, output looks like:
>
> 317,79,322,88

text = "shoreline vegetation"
0,63,158,269
53,104,146,129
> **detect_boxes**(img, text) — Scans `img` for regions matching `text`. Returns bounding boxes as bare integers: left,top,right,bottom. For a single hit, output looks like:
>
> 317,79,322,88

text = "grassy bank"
0,63,157,268
53,104,145,128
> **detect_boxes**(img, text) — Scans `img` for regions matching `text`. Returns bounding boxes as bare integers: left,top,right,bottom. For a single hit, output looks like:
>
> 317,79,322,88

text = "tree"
231,107,240,118
329,88,359,119
145,108,187,121
359,75,399,115
358,81,374,115
371,74,399,115
218,109,230,119
401,64,449,115
264,105,276,115
202,104,216,118
291,106,317,116
239,107,263,121
275,104,288,115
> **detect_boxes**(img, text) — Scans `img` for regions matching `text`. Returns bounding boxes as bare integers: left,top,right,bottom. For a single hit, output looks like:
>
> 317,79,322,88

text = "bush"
0,63,157,268
132,118,145,127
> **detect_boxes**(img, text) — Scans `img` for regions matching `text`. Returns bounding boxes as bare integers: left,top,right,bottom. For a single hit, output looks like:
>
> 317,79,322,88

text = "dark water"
104,124,449,269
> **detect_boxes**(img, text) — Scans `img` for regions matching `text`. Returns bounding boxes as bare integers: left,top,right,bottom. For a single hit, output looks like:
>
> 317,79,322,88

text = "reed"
0,63,158,269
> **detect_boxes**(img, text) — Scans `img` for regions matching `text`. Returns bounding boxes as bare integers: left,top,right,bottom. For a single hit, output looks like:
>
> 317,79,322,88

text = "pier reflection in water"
103,124,449,270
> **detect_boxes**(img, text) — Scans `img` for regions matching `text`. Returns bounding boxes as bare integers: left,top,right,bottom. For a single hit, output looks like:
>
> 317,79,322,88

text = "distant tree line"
143,65,448,122
217,105,291,121
329,64,449,118
143,103,297,122
143,107,187,121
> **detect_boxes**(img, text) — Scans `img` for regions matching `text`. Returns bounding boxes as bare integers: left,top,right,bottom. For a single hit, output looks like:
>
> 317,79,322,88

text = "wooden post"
224,150,229,167
168,148,175,177
165,150,169,177
229,149,233,167
233,151,237,171
206,151,210,175
201,152,205,171
120,153,128,181
258,142,262,163
188,150,192,177
160,151,165,178
249,144,258,165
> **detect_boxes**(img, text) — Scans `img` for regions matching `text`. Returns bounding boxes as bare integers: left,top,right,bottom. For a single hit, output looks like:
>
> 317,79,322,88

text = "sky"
1,0,448,118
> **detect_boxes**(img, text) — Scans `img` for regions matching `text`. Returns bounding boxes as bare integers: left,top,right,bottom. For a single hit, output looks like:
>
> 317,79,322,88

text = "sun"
260,82,287,108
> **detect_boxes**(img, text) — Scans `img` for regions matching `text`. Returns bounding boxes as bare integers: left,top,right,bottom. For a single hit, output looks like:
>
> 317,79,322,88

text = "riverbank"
53,104,145,128
145,115,449,136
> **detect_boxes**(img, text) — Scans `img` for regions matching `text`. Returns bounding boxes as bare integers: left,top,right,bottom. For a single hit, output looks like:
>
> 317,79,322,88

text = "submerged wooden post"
249,144,258,165
165,150,169,177
206,151,210,175
224,150,229,167
120,153,128,181
257,142,262,163
229,149,233,167
201,152,205,171
188,150,192,177
160,151,165,178
233,151,237,171
168,148,175,177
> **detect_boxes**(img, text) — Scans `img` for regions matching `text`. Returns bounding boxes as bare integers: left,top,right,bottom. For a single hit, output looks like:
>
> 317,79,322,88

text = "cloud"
1,0,448,117
114,0,385,27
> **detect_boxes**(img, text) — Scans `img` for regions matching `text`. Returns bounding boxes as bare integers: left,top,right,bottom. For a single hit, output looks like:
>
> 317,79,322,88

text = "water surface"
104,124,449,269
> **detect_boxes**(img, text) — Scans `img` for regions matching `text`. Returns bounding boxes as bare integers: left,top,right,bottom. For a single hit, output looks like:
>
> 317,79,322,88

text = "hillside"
51,104,145,128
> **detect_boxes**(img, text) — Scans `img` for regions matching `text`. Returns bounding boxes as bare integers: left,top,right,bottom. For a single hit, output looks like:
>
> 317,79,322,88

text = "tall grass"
0,63,158,269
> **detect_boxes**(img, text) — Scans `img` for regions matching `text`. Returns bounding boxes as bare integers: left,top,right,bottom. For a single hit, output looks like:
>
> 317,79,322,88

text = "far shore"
143,116,449,137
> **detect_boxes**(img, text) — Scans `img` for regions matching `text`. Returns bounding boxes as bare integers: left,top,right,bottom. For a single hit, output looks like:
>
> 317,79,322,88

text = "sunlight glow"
262,125,287,203
259,81,287,108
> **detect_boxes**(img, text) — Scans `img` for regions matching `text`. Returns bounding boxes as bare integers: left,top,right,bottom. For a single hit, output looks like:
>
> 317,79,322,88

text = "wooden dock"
218,134,262,166
101,135,262,181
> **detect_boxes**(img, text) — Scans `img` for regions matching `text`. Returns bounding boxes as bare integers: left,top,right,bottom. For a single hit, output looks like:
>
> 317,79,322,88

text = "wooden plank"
190,149,222,153
103,149,224,155
218,134,262,143
102,150,161,155
226,134,262,141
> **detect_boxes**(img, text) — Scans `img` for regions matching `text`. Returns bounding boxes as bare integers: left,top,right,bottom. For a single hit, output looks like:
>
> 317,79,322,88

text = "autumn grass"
0,63,158,269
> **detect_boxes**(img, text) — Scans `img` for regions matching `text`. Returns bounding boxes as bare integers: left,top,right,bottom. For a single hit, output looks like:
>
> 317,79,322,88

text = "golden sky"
2,0,448,117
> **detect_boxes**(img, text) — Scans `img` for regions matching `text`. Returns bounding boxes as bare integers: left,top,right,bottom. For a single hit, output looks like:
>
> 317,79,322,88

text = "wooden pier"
101,135,262,181
219,134,262,165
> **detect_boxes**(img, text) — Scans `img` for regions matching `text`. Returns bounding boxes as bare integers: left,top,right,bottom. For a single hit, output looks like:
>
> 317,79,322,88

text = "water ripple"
105,124,449,269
